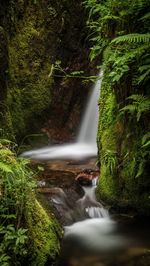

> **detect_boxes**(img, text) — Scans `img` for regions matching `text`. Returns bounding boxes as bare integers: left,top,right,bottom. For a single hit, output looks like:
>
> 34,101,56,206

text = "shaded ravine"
22,73,101,160
22,71,150,266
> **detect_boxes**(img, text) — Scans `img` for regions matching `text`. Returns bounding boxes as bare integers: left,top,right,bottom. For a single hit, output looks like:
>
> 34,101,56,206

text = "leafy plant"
111,33,150,44
101,150,118,175
0,225,28,264
120,94,150,121
0,140,36,265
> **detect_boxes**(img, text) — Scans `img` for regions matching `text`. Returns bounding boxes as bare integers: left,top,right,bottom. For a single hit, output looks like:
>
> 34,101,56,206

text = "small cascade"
49,175,109,224
62,177,129,263
77,177,109,219
21,72,102,160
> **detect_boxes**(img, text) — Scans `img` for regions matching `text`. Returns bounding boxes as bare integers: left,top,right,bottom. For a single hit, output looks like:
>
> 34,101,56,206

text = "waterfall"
22,73,102,160
78,77,100,145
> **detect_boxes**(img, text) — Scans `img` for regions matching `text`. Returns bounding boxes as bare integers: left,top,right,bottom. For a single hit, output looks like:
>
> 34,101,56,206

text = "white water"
63,178,128,259
77,177,109,219
64,218,127,255
22,73,102,160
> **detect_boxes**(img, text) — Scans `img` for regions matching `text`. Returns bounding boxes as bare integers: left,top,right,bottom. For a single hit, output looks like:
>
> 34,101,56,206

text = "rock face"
76,170,99,186
0,26,8,113
0,0,93,140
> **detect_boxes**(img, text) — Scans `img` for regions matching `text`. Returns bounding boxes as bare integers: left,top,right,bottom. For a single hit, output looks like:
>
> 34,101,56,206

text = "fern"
0,162,13,173
140,12,150,21
101,150,118,175
142,133,150,148
0,149,13,158
120,95,150,121
111,34,150,44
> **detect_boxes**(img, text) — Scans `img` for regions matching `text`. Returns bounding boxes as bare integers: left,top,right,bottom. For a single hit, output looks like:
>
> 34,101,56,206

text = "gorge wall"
0,0,93,141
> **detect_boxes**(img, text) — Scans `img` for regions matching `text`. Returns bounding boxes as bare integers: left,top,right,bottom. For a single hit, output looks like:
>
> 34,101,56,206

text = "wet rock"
76,170,99,186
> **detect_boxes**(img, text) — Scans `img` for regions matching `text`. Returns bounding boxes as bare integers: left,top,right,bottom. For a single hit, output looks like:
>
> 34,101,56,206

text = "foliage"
120,95,150,121
0,225,28,265
0,140,35,265
85,0,150,212
0,141,61,265
111,33,150,44
52,60,99,83
101,149,118,175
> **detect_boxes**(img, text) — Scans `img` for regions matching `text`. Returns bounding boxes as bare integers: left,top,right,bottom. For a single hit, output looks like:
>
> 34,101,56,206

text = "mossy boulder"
97,74,150,215
26,198,62,266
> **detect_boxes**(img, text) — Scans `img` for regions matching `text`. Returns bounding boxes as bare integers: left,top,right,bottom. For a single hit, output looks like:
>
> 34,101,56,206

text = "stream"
36,159,150,266
22,74,150,266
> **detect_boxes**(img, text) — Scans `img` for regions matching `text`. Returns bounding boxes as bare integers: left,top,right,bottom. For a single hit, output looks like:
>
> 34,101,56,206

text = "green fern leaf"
142,133,150,145
111,34,150,44
142,140,150,148
0,149,13,157
140,12,150,21
0,162,13,173
120,104,137,113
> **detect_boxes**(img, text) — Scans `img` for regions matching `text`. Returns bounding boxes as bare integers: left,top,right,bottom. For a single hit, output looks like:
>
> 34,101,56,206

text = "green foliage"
85,0,150,212
111,33,150,44
0,225,28,265
120,95,150,121
101,149,118,175
0,141,61,265
0,140,36,264
53,61,99,82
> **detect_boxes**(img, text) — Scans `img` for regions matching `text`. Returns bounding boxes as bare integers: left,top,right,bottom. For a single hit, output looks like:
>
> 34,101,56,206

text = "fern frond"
0,162,13,173
120,104,137,113
127,94,146,102
142,140,150,148
140,12,150,21
0,149,13,157
111,34,150,44
137,69,150,84
120,95,150,121
100,15,121,22
142,132,150,145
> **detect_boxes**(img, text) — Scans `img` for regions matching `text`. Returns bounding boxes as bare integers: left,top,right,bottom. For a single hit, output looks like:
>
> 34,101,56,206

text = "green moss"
97,71,150,214
7,8,53,137
97,124,120,202
120,133,150,213
26,198,62,266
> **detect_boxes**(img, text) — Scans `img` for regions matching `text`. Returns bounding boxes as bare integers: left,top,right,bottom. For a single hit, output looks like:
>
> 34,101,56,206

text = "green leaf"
0,162,13,173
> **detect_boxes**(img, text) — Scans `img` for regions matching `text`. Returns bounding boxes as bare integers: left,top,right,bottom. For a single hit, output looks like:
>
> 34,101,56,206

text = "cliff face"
0,0,90,140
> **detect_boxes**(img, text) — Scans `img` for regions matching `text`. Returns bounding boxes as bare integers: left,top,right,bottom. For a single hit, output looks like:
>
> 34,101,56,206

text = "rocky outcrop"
0,0,93,141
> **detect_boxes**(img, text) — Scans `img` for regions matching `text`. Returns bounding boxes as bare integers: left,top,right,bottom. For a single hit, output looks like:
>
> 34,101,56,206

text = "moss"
97,124,120,202
120,132,150,214
26,197,62,266
97,71,150,214
7,3,54,138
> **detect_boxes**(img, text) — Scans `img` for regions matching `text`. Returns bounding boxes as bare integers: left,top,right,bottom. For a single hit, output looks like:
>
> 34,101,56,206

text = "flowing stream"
22,73,101,160
57,178,129,266
23,72,150,265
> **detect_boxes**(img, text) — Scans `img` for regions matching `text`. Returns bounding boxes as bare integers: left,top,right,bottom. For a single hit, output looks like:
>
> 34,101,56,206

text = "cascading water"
77,77,100,145
77,178,109,219
56,177,129,265
22,73,102,160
